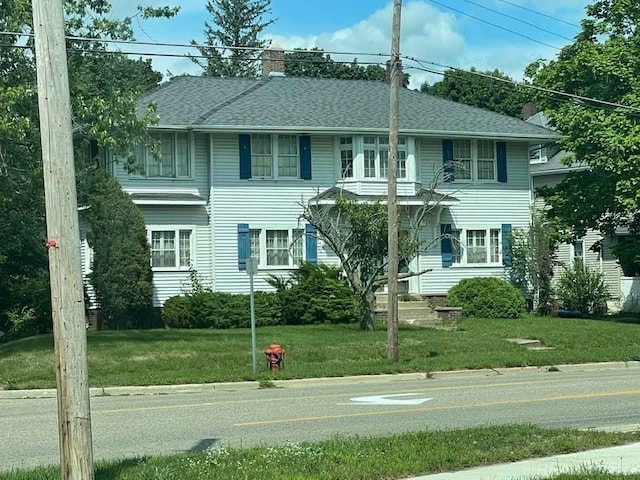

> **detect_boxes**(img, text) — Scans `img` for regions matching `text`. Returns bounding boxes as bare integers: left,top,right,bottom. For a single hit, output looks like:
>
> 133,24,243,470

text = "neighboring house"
527,112,623,309
83,50,559,307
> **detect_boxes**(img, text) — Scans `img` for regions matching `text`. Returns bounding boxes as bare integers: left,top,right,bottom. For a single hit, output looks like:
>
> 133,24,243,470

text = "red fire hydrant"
264,343,286,371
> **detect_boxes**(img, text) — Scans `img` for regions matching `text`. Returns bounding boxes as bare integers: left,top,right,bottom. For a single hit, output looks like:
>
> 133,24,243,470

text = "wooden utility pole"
32,1,95,479
387,0,402,362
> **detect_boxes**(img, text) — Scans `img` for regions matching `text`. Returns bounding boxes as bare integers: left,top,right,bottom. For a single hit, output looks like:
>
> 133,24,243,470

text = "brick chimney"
262,43,285,77
385,59,404,86
521,102,539,120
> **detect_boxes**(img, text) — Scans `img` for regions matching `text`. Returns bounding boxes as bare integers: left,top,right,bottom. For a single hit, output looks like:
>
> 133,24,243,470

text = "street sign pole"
246,257,258,374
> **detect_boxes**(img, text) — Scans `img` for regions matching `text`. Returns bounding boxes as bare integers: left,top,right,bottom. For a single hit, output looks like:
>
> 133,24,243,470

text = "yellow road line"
235,389,640,427
96,379,567,414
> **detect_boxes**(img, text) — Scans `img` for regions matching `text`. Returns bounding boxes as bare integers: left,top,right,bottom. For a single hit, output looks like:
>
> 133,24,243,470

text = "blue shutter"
239,134,252,179
441,223,453,268
237,224,250,271
442,139,454,182
502,223,512,267
305,224,317,264
300,135,312,180
497,142,507,183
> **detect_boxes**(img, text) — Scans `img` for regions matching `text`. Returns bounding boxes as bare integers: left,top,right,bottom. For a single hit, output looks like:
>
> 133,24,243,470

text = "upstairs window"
250,134,299,179
137,132,191,178
363,136,407,179
453,140,472,180
477,140,496,181
529,144,548,164
339,137,354,179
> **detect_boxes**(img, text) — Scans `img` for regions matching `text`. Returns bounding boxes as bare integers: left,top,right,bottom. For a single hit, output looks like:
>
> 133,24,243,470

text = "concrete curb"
2,361,639,400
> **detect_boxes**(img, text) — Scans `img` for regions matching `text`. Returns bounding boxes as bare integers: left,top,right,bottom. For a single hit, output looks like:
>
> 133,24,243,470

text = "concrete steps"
375,294,439,326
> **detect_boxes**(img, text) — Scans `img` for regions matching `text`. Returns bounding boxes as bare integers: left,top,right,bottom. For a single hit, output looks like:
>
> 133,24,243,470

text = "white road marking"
349,393,434,406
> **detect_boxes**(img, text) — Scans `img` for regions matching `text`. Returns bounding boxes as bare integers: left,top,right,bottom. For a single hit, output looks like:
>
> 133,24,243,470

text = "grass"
542,472,640,479
1,315,640,389
1,425,639,480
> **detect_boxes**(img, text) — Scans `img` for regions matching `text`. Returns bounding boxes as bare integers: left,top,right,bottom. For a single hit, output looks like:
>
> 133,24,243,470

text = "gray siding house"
527,112,624,309
83,59,560,307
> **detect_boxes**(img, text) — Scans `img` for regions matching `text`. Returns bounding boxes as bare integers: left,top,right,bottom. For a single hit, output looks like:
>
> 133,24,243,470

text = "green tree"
507,212,558,315
300,191,440,331
421,68,529,118
0,0,176,336
285,48,410,86
527,0,640,237
84,170,154,329
192,0,275,77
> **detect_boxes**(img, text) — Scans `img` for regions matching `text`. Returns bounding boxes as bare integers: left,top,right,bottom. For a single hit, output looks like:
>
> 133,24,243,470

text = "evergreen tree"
192,0,275,77
84,169,154,329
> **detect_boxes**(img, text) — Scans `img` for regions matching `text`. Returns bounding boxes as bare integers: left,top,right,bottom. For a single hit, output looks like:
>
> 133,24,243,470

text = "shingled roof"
140,76,560,140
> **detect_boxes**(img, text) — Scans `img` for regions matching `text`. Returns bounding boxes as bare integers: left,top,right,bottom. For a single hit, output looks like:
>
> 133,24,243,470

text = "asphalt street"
2,363,640,472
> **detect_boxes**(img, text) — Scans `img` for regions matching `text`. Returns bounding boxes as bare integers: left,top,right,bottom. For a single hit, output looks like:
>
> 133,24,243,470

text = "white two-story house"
87,52,559,307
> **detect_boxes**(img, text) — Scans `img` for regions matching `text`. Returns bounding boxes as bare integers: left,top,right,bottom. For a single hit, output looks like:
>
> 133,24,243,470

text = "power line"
425,0,562,51
493,0,582,28
0,30,390,59
458,0,574,41
404,56,640,112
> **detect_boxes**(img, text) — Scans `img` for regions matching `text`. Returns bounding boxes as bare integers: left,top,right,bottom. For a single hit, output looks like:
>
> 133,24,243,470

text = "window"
452,139,497,182
251,228,306,268
149,228,192,269
137,132,191,178
477,140,496,181
452,227,502,266
251,134,299,179
339,137,354,179
571,239,585,263
529,144,548,164
453,140,472,180
363,136,407,179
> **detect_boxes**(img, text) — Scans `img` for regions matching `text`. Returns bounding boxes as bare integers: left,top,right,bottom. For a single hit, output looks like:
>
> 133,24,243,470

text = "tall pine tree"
192,0,275,77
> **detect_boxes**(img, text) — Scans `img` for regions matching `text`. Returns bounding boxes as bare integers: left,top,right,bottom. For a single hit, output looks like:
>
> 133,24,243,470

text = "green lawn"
1,425,639,480
1,315,640,389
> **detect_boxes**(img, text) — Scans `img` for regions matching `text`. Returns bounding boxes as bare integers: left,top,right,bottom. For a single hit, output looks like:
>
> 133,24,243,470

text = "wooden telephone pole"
387,0,402,362
32,1,95,478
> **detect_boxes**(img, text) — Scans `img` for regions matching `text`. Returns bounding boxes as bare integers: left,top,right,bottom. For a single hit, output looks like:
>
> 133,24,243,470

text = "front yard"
1,315,640,389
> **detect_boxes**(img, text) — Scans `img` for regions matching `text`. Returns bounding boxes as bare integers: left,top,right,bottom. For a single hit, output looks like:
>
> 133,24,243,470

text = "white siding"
418,139,531,294
113,132,210,200
139,205,212,305
79,218,96,307
211,133,336,293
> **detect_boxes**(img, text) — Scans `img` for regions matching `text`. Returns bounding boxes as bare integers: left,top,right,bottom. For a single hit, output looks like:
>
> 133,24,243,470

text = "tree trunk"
358,290,375,331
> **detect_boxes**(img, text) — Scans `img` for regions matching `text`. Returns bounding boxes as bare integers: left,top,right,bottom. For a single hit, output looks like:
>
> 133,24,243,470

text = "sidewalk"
408,441,640,479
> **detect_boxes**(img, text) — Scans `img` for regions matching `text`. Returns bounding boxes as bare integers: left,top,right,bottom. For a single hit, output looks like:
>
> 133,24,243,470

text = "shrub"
557,261,609,314
161,291,281,329
447,277,525,319
268,263,358,325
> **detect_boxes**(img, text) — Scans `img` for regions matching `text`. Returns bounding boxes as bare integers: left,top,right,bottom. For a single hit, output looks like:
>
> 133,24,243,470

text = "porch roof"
308,186,459,206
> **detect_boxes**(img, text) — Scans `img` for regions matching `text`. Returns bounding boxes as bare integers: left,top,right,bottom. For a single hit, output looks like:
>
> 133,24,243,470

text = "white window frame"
250,134,300,180
335,135,412,181
452,139,498,183
451,226,503,267
147,225,195,271
529,144,548,164
570,238,586,264
136,131,194,179
339,136,354,179
249,227,306,269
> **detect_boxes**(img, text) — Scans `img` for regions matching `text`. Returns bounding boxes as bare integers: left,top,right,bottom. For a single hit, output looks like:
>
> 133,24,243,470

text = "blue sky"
112,0,591,88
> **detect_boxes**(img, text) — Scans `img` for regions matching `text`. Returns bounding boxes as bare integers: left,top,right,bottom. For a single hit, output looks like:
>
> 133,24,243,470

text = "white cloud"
269,1,465,89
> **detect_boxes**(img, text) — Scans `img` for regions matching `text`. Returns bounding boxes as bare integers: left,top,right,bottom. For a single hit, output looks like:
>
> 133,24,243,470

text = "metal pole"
387,0,402,363
32,1,94,478
250,272,257,374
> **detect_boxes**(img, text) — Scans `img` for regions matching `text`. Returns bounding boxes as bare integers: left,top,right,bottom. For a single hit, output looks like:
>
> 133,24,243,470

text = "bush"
447,277,525,319
268,263,358,325
557,261,609,314
161,291,281,329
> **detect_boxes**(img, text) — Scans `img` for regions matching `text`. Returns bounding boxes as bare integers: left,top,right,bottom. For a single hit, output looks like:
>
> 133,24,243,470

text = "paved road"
2,364,640,472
